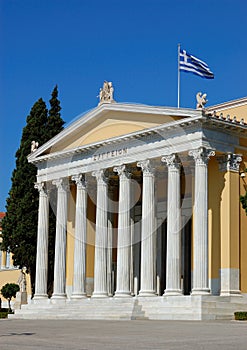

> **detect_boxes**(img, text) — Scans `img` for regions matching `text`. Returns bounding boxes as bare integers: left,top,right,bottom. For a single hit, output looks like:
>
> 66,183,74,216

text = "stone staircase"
9,294,247,320
10,297,147,320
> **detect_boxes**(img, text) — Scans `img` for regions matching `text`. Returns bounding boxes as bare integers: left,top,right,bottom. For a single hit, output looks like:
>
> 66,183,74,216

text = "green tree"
0,283,20,311
240,191,247,215
46,85,65,296
1,98,48,295
1,87,65,297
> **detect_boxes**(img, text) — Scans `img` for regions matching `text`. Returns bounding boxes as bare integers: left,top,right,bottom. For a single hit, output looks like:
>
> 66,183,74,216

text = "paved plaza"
0,319,247,350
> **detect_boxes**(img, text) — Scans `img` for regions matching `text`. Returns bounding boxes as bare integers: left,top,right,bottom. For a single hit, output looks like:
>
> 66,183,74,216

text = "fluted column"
137,160,156,296
71,174,87,299
92,169,108,298
189,147,215,295
51,178,69,300
114,165,131,297
162,154,182,295
33,182,49,300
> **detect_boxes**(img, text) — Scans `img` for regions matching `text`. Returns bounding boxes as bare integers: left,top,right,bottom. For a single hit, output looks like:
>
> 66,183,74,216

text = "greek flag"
179,48,214,79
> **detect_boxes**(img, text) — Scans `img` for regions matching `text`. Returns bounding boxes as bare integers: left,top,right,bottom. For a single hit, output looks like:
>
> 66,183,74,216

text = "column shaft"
33,182,49,299
162,154,182,295
92,170,108,298
52,178,69,300
71,175,87,299
189,147,215,295
137,160,156,296
114,165,131,297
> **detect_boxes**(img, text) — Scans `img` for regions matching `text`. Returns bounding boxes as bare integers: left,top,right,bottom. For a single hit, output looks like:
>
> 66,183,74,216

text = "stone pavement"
0,319,247,350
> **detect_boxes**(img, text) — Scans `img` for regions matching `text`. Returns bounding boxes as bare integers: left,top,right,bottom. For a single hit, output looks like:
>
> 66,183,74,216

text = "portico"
12,89,247,320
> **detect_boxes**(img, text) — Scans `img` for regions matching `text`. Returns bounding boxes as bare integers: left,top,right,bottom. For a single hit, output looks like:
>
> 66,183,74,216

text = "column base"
114,291,132,298
220,290,241,297
138,290,156,297
51,293,67,301
164,289,182,296
33,293,48,300
191,288,211,296
91,292,109,298
70,293,87,299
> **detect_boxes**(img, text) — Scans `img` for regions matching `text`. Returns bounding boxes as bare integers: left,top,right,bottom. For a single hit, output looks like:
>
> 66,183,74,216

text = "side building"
11,86,247,320
0,212,32,308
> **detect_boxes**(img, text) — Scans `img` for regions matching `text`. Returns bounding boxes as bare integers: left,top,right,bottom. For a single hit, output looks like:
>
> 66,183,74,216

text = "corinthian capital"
161,154,181,170
34,182,48,195
113,164,131,179
189,147,215,166
52,178,70,192
137,159,155,175
92,169,108,185
71,174,87,189
217,153,242,172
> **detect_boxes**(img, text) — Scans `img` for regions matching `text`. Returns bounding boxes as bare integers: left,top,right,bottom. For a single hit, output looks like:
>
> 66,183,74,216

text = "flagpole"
177,43,180,108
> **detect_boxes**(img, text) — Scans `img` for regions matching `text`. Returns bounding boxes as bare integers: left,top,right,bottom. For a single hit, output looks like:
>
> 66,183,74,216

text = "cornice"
206,96,247,112
28,114,205,164
28,102,202,162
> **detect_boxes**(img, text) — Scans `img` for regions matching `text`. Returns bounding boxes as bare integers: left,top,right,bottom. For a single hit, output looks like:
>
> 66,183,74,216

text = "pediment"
29,103,198,160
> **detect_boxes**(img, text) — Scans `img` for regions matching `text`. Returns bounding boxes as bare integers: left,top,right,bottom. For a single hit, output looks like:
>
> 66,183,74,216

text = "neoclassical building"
12,86,247,320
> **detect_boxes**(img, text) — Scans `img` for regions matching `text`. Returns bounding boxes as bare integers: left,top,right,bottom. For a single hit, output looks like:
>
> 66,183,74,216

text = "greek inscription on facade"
93,148,128,161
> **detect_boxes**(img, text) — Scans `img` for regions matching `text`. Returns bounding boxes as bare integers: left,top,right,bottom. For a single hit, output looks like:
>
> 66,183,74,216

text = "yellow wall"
0,269,32,303
51,112,182,153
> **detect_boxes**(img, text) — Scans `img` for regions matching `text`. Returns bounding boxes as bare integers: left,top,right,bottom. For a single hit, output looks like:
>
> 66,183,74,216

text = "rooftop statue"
98,81,115,105
31,140,39,152
196,92,208,109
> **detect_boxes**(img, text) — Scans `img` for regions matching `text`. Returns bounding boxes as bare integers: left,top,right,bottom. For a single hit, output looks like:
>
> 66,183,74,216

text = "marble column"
71,174,87,299
137,160,156,296
162,154,182,295
189,147,215,295
33,182,49,300
107,186,114,296
92,169,108,298
51,178,69,300
114,165,131,297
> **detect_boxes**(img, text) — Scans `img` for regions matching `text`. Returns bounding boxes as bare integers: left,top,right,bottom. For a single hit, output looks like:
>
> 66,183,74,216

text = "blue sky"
0,0,247,211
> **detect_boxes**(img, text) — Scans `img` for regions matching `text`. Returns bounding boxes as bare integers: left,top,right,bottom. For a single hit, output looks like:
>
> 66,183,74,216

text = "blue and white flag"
179,48,214,79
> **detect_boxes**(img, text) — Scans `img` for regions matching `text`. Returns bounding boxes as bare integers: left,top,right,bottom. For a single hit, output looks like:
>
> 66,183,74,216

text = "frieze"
93,147,128,161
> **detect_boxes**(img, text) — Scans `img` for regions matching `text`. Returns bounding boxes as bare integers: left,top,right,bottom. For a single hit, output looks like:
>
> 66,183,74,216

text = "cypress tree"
46,85,65,296
2,86,65,296
1,98,48,295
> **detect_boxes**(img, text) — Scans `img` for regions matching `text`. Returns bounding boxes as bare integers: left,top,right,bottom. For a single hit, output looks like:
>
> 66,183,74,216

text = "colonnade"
33,147,215,300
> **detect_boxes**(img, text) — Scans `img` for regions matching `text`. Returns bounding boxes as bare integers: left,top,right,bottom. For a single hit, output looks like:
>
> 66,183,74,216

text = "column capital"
113,164,131,179
161,154,181,170
71,174,87,189
52,178,70,192
189,147,215,166
217,153,242,173
34,182,48,195
137,159,155,175
92,169,108,185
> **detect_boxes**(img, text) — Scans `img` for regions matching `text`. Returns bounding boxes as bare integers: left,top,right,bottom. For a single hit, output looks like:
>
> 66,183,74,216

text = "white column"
189,147,215,295
137,160,156,296
162,154,182,295
71,174,87,299
51,178,69,300
114,165,131,297
107,186,114,296
92,169,108,298
33,182,49,300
